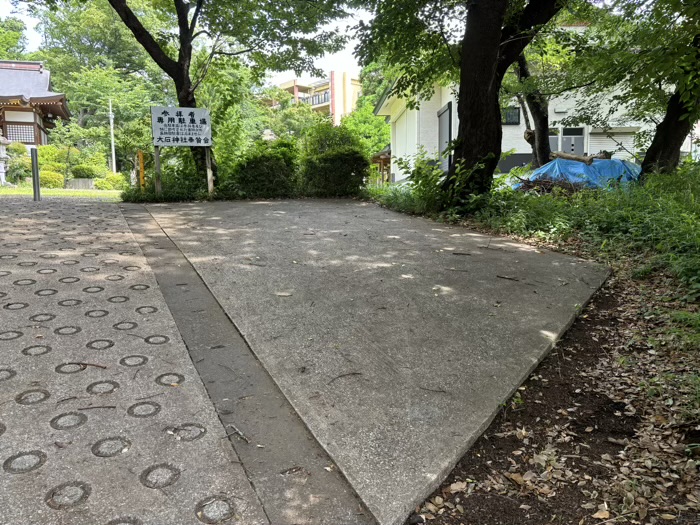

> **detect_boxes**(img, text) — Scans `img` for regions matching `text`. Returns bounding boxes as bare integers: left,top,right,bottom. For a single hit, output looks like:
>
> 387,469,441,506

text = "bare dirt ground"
406,257,700,525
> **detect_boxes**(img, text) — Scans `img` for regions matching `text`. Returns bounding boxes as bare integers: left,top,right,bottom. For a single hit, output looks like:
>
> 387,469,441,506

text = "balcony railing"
298,91,330,106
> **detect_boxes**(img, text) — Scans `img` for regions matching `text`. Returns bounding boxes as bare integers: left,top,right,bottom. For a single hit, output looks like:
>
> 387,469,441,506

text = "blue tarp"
515,158,641,189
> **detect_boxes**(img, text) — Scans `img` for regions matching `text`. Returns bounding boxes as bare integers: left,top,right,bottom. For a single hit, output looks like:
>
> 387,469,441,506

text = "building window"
437,102,452,173
502,107,520,125
6,124,35,143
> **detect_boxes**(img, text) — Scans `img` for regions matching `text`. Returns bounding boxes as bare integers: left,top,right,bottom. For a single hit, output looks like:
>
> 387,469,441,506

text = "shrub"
363,183,428,214
71,164,104,179
221,138,299,199
39,171,64,188
105,173,129,191
7,142,28,157
396,150,445,214
302,121,361,156
474,163,700,300
41,162,67,174
93,179,113,190
38,144,80,166
302,147,369,197
7,155,31,183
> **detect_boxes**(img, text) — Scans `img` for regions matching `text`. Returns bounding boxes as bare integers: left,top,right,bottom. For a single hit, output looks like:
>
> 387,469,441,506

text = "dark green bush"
121,168,208,202
219,138,299,199
302,147,369,197
71,164,104,179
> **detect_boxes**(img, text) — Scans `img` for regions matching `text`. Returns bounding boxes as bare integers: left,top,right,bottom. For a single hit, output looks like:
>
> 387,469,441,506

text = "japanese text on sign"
151,106,212,147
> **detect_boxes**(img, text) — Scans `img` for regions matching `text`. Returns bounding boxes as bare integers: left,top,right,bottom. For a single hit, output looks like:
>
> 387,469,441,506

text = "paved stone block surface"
0,200,267,525
148,199,609,525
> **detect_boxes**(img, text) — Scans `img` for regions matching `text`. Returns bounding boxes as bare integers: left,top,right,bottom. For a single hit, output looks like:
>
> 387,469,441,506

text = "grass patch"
473,164,700,299
0,186,121,201
367,163,700,300
363,184,433,215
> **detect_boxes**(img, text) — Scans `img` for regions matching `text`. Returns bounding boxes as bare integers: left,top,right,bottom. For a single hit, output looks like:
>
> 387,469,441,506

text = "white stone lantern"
0,132,10,186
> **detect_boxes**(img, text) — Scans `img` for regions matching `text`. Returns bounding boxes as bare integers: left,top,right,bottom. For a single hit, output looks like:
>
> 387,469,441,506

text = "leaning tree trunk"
516,94,538,165
641,33,700,178
447,0,509,198
641,91,695,178
517,54,551,168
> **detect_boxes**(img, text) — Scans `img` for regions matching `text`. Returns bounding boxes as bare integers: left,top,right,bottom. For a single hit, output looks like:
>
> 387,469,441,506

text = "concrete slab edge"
371,267,612,525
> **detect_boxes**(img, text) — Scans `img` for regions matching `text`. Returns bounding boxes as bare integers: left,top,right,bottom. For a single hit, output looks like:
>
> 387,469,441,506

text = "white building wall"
501,120,530,153
417,96,442,157
5,110,35,123
380,81,699,178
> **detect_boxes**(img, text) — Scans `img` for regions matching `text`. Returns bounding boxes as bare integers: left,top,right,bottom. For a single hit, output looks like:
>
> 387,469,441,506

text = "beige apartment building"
278,71,362,125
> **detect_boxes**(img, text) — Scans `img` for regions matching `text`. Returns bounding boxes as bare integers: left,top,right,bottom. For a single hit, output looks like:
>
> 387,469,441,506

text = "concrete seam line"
119,203,274,523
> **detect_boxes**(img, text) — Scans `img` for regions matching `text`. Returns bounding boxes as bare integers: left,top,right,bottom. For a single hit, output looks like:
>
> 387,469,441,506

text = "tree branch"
190,0,204,35
497,0,563,80
106,0,179,79
191,36,220,93
213,47,255,57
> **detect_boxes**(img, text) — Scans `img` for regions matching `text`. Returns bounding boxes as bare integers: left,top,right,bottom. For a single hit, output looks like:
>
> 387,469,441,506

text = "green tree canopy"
0,16,27,58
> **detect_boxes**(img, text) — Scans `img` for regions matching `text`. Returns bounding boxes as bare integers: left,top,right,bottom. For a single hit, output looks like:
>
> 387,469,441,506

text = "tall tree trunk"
107,0,215,187
517,54,551,168
640,91,695,177
446,0,562,201
447,0,509,197
173,73,210,180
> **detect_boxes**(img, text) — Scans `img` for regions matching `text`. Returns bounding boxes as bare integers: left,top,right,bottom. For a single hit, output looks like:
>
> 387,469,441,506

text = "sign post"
154,146,162,196
150,106,213,195
205,147,213,194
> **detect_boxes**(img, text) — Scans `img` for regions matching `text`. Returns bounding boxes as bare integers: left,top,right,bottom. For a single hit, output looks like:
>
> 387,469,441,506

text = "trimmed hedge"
39,171,64,188
219,138,299,199
302,147,369,197
71,164,104,179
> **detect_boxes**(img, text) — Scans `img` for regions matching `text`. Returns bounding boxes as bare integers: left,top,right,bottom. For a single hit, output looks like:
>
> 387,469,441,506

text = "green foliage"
39,171,65,189
302,121,362,156
7,156,31,183
105,173,130,191
93,178,113,190
220,138,299,199
38,145,80,167
302,147,369,197
71,164,105,179
7,142,28,157
363,183,429,215
473,163,700,299
0,16,27,59
395,150,445,214
268,101,325,140
340,101,390,157
356,0,461,103
93,174,130,191
6,143,31,183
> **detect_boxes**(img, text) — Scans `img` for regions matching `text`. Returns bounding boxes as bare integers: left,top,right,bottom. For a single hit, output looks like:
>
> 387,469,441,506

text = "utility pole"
109,99,117,173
